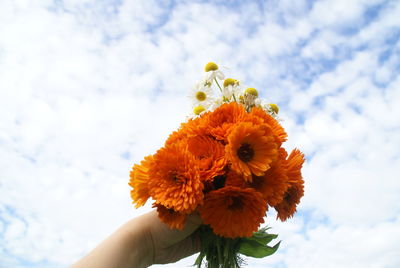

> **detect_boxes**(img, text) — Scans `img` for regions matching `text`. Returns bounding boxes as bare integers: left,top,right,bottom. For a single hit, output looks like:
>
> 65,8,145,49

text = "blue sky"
0,0,399,267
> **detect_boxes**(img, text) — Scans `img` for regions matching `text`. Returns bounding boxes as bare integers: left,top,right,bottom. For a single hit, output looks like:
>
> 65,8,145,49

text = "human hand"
70,210,202,268
142,210,202,265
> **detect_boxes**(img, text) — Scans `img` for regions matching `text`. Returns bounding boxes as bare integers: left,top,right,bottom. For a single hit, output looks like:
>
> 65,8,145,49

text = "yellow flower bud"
193,105,206,115
195,91,207,101
245,88,258,97
205,62,218,72
223,78,238,87
269,103,279,114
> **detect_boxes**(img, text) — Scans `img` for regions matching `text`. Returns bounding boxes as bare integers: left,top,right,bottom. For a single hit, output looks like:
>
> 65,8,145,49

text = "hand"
70,210,202,268
144,210,202,265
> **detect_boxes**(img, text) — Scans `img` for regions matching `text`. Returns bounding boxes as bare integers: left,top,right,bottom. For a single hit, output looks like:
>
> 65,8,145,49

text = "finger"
155,232,201,264
151,211,203,248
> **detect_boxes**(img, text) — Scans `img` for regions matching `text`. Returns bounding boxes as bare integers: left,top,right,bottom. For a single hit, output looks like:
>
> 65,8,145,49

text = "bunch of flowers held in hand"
129,62,305,268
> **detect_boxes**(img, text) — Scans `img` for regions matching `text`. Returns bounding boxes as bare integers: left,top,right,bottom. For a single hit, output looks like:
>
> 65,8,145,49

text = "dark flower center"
237,143,254,162
170,171,185,185
227,196,244,211
284,187,298,203
284,192,292,202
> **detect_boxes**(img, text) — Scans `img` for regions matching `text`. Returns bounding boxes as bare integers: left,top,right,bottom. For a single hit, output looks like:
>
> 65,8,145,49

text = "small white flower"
242,88,259,109
189,80,214,108
205,69,225,83
222,78,241,102
267,103,280,118
204,62,225,84
193,105,206,115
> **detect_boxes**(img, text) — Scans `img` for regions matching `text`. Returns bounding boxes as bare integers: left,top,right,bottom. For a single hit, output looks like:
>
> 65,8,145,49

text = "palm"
148,212,202,264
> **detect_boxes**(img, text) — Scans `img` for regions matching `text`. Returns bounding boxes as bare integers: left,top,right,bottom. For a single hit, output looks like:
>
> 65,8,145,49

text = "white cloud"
309,0,384,30
0,0,399,267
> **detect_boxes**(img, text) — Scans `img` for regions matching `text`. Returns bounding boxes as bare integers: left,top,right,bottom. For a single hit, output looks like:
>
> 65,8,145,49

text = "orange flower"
183,114,211,137
275,149,305,221
129,155,153,208
165,113,212,147
249,148,290,206
225,169,246,188
199,186,267,238
148,142,204,213
249,106,287,146
165,129,186,146
153,203,187,230
187,135,226,181
225,122,278,181
206,102,247,141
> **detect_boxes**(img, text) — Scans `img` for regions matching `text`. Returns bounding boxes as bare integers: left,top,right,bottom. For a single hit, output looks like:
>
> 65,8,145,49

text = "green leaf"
248,233,278,246
194,252,205,267
238,240,281,258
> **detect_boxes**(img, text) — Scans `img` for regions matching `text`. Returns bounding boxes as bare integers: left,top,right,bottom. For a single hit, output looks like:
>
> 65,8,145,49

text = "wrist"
122,214,155,268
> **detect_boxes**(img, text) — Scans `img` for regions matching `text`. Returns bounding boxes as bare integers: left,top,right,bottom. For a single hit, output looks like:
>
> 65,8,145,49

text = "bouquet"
129,62,305,267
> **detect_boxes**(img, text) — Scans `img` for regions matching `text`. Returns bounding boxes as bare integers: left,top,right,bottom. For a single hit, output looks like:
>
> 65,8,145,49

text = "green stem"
232,94,237,102
223,239,230,267
214,78,223,93
217,237,223,266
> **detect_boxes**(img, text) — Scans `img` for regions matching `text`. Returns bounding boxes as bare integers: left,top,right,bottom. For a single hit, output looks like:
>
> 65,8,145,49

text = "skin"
70,211,202,268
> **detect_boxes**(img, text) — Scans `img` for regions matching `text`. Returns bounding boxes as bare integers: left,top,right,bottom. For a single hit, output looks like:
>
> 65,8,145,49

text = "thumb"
151,211,202,248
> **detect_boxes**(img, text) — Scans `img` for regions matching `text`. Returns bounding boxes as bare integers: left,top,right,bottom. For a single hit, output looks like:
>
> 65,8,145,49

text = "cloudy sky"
1,0,399,267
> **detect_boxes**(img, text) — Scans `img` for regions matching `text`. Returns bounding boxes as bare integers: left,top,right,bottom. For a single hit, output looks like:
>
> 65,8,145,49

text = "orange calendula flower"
249,148,289,206
206,102,247,141
275,149,305,221
166,115,209,146
225,122,278,181
129,155,154,208
153,203,187,230
148,142,204,213
165,129,186,146
187,135,226,181
249,106,287,146
225,169,246,188
199,186,267,238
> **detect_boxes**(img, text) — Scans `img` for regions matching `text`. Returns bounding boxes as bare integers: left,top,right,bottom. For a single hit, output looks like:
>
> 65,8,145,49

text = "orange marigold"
249,148,290,206
199,186,267,238
206,102,247,141
148,142,204,213
187,135,226,181
129,155,153,208
275,149,305,221
165,115,210,146
225,122,278,181
225,169,246,188
153,203,187,230
165,129,186,146
249,106,287,146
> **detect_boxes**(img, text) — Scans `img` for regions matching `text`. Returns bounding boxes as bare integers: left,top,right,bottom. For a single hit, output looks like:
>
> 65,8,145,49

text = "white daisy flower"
242,87,259,109
189,80,214,108
222,78,241,102
267,103,280,115
256,100,280,119
186,104,207,120
204,62,225,83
